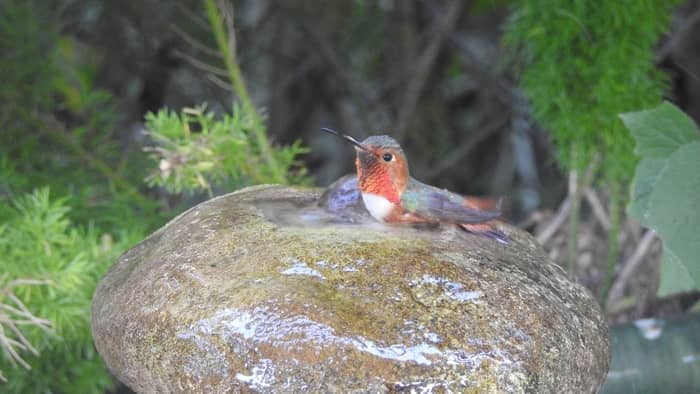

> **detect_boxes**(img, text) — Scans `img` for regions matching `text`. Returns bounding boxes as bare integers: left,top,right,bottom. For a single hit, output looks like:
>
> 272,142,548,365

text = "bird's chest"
360,193,398,222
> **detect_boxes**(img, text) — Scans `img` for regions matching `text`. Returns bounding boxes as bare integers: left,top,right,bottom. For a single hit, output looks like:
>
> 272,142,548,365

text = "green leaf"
627,157,665,225
645,141,700,293
623,102,700,297
657,248,696,297
619,101,700,158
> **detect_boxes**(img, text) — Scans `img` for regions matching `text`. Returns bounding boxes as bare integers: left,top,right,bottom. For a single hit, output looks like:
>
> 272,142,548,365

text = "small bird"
322,128,508,243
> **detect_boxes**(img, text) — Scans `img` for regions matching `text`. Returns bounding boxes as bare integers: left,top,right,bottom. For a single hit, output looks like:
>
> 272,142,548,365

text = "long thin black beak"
321,128,370,152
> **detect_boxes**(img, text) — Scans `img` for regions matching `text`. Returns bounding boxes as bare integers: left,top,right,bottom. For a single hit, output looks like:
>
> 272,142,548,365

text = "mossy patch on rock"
92,184,609,393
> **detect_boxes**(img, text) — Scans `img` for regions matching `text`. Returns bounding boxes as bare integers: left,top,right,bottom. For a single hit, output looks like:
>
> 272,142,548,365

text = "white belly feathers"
361,193,395,222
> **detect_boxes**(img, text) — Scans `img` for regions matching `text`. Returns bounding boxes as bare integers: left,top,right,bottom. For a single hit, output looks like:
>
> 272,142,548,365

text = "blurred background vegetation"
1,0,699,392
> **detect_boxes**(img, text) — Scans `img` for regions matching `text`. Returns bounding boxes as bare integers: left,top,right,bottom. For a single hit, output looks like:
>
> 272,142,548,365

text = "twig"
3,293,52,331
536,196,571,244
172,48,229,78
600,182,622,307
170,23,221,58
449,35,518,106
220,0,237,59
207,74,236,92
655,6,700,63
0,326,31,369
394,0,464,142
424,116,509,181
567,166,582,279
566,154,600,278
584,187,610,231
204,0,284,183
606,230,658,309
3,279,52,288
175,2,212,33
0,279,53,381
516,210,543,229
301,21,389,132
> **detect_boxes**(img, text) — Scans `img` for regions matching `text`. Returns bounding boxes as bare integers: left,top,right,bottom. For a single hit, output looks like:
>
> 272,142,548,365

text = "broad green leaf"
627,157,665,225
623,102,700,297
646,141,700,294
619,101,699,158
657,248,696,296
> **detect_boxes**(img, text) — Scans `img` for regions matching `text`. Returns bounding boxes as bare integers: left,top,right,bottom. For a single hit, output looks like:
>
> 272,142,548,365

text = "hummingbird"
322,128,508,243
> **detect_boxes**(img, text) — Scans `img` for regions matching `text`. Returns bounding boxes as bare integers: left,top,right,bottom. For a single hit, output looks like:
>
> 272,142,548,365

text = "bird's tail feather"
459,222,509,244
464,196,503,211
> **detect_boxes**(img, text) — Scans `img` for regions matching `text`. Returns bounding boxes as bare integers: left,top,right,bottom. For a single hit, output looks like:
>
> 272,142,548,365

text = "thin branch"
0,279,53,380
220,0,237,59
516,210,543,229
0,325,30,369
4,279,52,288
3,320,38,357
172,48,229,78
170,23,221,58
606,230,658,309
567,168,582,278
175,2,212,33
536,196,572,244
601,183,622,307
655,6,700,63
301,22,389,131
0,336,27,350
394,0,464,142
449,35,518,106
584,187,610,231
207,74,236,92
424,116,509,181
3,293,52,331
566,154,600,277
204,0,284,183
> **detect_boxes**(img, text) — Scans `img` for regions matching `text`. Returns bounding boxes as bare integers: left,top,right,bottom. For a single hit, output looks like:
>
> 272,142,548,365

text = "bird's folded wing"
403,183,501,224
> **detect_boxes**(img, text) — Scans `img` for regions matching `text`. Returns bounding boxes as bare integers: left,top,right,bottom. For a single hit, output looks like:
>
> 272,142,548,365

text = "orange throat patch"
356,162,400,204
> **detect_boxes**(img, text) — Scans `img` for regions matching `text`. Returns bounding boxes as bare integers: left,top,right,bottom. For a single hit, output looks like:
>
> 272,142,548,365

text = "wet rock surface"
92,184,610,393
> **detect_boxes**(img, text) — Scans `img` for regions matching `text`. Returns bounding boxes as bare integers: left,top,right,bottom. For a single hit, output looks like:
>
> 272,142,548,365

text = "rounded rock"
91,185,610,393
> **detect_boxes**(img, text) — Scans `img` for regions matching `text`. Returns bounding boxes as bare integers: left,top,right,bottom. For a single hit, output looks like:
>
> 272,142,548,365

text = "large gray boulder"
92,181,609,393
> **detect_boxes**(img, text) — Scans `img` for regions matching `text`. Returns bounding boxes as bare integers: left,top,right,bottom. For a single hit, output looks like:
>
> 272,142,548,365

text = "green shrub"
0,188,144,392
504,0,680,291
145,105,309,195
0,3,150,391
504,0,678,181
0,1,309,391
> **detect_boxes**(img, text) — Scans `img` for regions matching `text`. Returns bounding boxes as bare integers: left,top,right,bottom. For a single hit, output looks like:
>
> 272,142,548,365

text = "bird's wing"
402,180,501,224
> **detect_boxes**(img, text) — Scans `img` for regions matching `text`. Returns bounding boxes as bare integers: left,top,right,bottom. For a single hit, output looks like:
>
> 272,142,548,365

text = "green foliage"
620,102,700,296
1,0,306,390
505,0,680,291
0,2,153,391
504,0,678,182
141,0,310,196
0,0,161,232
0,1,309,391
0,189,142,393
0,1,54,117
208,0,309,189
145,105,309,195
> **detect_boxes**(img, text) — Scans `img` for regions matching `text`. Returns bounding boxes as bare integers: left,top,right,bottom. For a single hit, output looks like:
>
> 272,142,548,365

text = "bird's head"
322,128,409,203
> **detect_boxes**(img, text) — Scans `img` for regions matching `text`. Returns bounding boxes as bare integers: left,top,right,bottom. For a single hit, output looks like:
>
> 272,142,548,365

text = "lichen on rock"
91,183,610,393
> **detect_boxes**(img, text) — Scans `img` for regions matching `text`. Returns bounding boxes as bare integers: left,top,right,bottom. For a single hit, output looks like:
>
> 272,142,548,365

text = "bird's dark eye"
382,153,393,162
